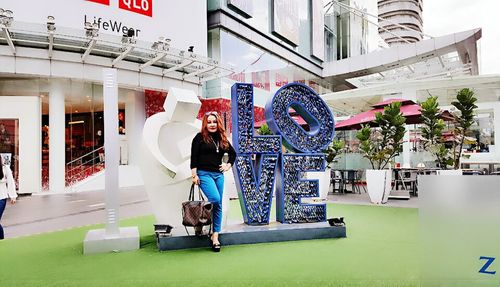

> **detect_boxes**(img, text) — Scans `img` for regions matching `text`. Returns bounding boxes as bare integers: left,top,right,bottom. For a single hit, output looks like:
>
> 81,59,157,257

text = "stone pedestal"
83,227,140,255
157,222,346,251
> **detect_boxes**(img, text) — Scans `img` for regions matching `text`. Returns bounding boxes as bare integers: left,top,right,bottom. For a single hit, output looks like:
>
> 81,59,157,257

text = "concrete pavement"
2,185,418,239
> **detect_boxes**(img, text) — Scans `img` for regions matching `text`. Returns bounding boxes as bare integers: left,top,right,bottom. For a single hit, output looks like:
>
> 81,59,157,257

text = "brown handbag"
182,184,213,234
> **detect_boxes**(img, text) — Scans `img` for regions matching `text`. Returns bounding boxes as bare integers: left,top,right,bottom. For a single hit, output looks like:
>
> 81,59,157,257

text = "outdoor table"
392,168,418,194
334,169,361,194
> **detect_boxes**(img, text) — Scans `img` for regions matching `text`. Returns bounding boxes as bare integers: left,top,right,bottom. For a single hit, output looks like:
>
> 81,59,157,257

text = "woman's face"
206,115,218,133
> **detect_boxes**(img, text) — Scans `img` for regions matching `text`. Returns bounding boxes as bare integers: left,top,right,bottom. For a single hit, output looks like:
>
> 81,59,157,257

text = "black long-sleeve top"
190,132,236,172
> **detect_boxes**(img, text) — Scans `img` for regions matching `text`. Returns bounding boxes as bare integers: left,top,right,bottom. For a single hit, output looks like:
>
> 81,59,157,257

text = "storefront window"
0,119,19,189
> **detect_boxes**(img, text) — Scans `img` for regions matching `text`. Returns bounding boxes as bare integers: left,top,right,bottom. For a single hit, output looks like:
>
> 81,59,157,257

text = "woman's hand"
219,163,232,172
192,175,200,185
10,198,16,204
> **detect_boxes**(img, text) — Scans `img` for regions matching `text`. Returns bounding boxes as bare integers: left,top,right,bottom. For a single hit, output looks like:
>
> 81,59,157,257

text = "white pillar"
83,69,139,254
125,90,145,166
402,128,411,168
49,81,66,193
401,88,417,168
493,103,500,158
103,68,120,237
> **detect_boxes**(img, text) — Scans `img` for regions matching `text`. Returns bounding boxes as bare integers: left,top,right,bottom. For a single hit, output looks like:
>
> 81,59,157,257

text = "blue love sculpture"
231,83,335,224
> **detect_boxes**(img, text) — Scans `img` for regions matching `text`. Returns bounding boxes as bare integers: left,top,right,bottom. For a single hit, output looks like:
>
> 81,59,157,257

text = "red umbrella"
335,98,454,130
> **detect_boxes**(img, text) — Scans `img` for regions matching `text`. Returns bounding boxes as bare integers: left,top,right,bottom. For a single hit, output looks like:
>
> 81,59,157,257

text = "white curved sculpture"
139,87,230,229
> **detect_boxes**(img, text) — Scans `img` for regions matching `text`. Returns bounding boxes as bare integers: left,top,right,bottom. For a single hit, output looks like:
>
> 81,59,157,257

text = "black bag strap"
189,184,195,201
189,183,206,201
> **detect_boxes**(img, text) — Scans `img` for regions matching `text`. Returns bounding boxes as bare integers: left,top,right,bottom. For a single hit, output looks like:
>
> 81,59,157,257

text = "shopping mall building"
0,0,497,194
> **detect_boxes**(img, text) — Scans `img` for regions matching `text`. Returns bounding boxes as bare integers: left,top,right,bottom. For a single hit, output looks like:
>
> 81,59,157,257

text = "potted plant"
419,96,453,169
356,102,406,203
450,88,478,170
419,89,477,174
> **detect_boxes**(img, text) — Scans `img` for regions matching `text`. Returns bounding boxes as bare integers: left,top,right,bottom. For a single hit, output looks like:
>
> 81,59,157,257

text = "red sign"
275,73,288,87
229,72,245,82
87,0,110,5
252,71,270,91
119,0,153,17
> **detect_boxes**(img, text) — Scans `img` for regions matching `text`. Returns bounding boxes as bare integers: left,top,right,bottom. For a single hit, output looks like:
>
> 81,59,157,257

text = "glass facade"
206,28,333,107
207,0,321,66
335,0,369,60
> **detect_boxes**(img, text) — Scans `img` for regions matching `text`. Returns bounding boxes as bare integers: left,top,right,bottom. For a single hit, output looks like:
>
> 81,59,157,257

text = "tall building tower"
378,0,423,46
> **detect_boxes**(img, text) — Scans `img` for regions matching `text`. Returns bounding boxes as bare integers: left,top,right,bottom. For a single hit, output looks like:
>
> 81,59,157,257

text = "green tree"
356,102,406,169
419,96,452,168
324,139,344,168
450,88,478,169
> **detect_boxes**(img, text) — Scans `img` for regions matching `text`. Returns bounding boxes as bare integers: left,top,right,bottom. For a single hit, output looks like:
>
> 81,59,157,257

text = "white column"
401,88,417,168
103,68,120,237
125,90,145,166
493,103,500,158
402,128,411,168
49,81,66,193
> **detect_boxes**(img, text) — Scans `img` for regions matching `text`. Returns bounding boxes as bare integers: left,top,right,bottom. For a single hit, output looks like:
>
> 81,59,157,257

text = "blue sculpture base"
156,221,346,251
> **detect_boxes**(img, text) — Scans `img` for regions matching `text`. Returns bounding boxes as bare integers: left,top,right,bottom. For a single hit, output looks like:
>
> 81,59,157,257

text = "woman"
190,111,236,252
0,156,17,240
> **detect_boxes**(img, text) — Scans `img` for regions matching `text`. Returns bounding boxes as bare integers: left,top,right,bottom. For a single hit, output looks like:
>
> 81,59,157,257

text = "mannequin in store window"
0,123,11,153
0,155,17,240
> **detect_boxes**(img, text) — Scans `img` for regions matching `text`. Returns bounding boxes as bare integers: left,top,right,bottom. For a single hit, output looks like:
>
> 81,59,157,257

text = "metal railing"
65,146,105,186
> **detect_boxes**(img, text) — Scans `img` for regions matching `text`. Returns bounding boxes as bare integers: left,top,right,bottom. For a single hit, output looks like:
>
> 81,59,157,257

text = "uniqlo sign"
119,0,153,17
87,0,110,5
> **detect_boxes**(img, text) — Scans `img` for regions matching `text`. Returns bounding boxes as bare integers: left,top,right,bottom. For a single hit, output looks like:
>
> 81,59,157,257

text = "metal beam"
140,52,167,70
162,60,193,76
2,27,16,55
183,66,217,79
48,31,54,58
82,38,97,62
198,71,224,82
112,45,134,66
438,56,446,68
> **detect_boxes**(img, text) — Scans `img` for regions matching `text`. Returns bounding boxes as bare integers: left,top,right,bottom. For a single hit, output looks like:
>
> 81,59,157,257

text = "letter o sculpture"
264,83,335,153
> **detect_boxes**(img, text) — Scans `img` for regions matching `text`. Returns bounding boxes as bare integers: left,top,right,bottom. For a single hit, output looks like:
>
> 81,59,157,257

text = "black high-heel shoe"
211,239,221,252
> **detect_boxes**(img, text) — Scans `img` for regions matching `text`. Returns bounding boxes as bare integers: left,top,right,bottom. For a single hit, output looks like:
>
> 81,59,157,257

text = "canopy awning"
335,98,454,130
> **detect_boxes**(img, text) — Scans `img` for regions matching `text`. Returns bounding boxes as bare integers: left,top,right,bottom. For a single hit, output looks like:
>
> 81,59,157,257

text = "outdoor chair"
402,171,418,196
356,169,367,193
344,170,361,194
330,170,344,194
462,170,483,175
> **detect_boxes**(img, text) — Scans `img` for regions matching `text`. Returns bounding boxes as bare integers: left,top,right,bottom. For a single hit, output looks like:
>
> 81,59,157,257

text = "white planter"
436,169,462,175
366,169,392,204
305,168,331,200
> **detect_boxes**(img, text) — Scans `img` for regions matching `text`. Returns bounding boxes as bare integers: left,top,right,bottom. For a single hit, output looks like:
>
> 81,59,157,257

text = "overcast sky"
423,0,500,74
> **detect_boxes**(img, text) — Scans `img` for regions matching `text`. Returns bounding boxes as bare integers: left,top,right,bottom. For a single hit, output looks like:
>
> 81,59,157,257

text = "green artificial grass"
0,203,420,287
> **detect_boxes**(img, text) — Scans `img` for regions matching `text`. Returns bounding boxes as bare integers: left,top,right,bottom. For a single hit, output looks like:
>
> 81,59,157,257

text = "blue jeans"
0,198,6,240
197,170,224,233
